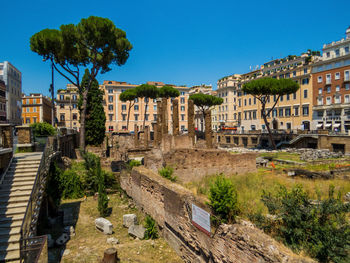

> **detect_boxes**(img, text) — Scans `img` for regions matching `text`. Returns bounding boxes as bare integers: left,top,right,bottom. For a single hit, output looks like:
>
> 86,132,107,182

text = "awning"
316,123,323,128
334,123,341,128
325,123,332,128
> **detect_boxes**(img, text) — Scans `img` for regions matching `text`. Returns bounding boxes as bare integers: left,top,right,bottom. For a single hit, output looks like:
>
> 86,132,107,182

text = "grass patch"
259,152,303,162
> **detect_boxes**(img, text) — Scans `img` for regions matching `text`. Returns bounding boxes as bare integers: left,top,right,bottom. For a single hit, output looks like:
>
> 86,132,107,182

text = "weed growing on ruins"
259,184,350,263
60,169,85,199
158,166,177,182
207,175,239,224
144,215,159,240
127,159,142,171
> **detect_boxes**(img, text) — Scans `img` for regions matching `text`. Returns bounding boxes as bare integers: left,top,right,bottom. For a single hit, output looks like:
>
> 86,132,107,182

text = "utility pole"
50,61,55,126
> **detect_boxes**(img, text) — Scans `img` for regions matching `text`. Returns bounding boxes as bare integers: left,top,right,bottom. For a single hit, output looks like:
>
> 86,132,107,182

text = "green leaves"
208,175,239,224
189,93,223,108
158,85,180,98
144,215,159,240
135,84,159,99
119,88,137,102
30,122,56,137
242,78,300,96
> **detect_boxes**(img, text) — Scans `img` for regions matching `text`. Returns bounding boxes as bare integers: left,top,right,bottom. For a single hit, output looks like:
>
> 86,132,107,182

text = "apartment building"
312,27,350,133
22,93,53,124
102,81,191,133
0,61,22,125
0,80,6,122
56,84,80,130
216,52,319,132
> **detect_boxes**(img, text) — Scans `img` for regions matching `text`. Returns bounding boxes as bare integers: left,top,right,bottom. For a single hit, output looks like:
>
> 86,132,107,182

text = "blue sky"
1,0,349,97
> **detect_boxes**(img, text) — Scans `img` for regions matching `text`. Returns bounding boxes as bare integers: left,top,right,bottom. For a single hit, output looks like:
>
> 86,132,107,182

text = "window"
181,114,185,121
286,94,290,101
253,111,257,119
26,107,29,113
73,104,77,109
285,108,291,117
286,123,291,130
327,86,331,93
144,98,148,103
108,105,113,111
60,114,65,121
33,99,36,104
326,74,331,84
335,95,341,104
345,46,349,54
33,117,37,123
293,92,296,100
302,78,309,85
346,83,350,90
180,106,185,111
153,105,157,111
335,49,340,57
153,114,157,121
345,70,350,81
134,114,138,121
303,89,308,98
317,97,323,105
72,95,77,100
180,91,185,96
108,96,113,103
33,107,36,113
153,99,157,103
134,98,139,103
60,104,64,109
336,85,340,92
326,52,330,58
134,105,139,111
335,72,340,80
180,97,185,104
280,95,283,102
122,114,126,121
109,126,114,131
279,108,283,117
326,97,332,105
345,95,350,103
293,71,296,77
318,88,322,94
26,118,30,124
317,111,323,117
244,99,247,106
318,76,323,83
108,89,113,93
26,99,29,104
304,68,307,74
109,114,113,121
121,104,126,111
145,114,149,121
73,113,77,120
302,105,309,116
294,107,299,116
253,97,256,104
248,98,251,105
272,109,277,117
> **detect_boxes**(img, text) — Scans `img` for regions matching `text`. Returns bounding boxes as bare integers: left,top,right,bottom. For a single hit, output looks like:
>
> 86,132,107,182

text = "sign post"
191,204,211,236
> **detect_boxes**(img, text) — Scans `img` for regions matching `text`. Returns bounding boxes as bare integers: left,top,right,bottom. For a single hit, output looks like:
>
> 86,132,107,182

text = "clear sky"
1,0,349,97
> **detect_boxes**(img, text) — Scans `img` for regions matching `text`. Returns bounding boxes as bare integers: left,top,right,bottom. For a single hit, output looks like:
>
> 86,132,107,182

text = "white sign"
192,204,211,236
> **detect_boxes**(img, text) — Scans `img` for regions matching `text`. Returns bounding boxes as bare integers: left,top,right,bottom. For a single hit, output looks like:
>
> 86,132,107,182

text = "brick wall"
121,167,314,263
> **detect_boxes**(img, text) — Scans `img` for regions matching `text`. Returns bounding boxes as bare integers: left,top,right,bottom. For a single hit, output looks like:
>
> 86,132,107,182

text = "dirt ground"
47,194,183,263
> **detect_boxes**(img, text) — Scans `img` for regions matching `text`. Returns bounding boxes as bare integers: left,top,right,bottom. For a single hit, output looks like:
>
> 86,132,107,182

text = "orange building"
22,93,52,124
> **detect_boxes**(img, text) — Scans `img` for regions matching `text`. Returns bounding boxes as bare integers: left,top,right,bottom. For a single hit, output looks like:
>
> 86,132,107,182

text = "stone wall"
16,126,33,144
120,167,314,263
161,149,257,182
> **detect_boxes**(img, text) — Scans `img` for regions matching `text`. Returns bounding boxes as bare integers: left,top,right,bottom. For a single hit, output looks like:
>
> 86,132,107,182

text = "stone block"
123,214,137,228
95,217,113,235
56,233,69,246
107,237,119,245
128,224,146,239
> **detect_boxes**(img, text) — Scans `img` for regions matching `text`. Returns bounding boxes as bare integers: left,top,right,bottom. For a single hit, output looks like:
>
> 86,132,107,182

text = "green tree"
96,159,109,217
135,84,159,129
81,70,106,146
119,88,137,130
242,78,299,149
158,85,180,98
30,122,56,137
189,93,223,120
30,16,132,151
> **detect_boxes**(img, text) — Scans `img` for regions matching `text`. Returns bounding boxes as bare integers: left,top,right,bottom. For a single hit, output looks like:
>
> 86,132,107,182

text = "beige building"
56,84,80,130
22,93,52,124
216,52,320,132
102,81,191,133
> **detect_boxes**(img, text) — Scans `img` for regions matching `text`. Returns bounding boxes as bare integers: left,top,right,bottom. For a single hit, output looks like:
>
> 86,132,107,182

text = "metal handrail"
0,150,13,186
20,137,54,262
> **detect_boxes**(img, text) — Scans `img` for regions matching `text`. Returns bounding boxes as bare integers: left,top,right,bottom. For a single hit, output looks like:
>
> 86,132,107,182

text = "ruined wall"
162,149,257,182
120,167,314,263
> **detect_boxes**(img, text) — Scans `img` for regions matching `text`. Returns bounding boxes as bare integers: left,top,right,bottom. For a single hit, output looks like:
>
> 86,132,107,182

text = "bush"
30,122,56,137
82,152,101,193
261,184,350,263
98,174,109,217
126,159,141,171
144,215,158,240
158,166,176,182
59,169,84,199
208,175,239,224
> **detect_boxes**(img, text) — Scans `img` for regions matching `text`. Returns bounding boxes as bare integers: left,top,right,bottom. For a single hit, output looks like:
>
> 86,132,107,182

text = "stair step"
13,158,41,163
0,234,20,245
10,163,40,167
0,185,33,192
5,172,37,177
8,168,38,173
0,202,27,210
1,181,34,188
0,242,20,252
0,220,22,229
0,190,31,199
3,177,35,183
0,227,21,237
0,249,20,261
0,207,26,217
0,215,24,224
0,196,29,205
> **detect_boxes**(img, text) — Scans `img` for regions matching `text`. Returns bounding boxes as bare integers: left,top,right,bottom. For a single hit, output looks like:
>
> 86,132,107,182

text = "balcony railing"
20,235,47,263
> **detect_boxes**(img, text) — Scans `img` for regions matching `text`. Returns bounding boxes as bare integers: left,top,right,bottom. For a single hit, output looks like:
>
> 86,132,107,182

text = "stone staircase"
0,152,42,262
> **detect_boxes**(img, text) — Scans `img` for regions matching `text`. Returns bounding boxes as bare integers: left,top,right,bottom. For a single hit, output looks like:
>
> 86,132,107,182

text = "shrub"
98,176,109,217
30,122,56,137
59,169,84,199
126,159,141,171
144,215,158,240
158,166,176,182
261,184,350,263
82,152,101,193
208,175,239,224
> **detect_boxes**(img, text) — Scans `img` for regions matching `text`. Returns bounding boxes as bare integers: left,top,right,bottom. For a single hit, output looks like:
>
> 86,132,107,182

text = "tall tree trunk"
262,112,276,150
126,102,132,130
80,89,88,151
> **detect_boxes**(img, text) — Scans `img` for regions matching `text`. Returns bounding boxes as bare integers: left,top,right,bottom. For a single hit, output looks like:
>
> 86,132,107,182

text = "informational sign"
191,204,211,236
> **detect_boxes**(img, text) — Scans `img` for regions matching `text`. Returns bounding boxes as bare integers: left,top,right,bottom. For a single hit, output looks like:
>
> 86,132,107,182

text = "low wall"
160,149,257,182
121,167,314,263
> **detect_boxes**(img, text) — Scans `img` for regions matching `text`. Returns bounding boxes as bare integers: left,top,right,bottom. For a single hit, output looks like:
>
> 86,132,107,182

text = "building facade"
216,52,319,132
56,84,80,130
312,27,350,133
0,61,22,125
102,81,191,133
22,93,53,124
0,80,6,122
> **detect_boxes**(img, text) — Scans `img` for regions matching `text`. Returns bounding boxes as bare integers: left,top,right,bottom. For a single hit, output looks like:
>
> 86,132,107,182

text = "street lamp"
49,61,56,126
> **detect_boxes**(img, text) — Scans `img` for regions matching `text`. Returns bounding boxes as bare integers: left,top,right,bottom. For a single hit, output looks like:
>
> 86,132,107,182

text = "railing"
20,236,47,263
20,137,55,262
